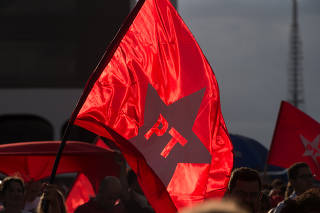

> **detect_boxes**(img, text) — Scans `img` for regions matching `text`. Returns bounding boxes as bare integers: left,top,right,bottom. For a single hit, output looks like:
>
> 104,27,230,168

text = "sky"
177,0,320,149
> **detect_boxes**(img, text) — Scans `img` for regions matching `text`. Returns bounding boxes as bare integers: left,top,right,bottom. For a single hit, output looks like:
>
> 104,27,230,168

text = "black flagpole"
44,0,145,212
48,0,145,185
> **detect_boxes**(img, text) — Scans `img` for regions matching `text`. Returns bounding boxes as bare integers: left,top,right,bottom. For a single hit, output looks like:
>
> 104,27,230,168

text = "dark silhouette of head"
0,176,25,211
96,176,122,210
226,167,261,213
287,162,314,195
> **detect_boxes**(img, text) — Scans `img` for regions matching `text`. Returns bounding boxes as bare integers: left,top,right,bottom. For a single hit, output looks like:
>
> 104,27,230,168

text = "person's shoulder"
74,203,90,213
22,210,32,213
272,199,286,213
273,194,296,213
267,208,275,213
74,199,96,213
289,192,297,199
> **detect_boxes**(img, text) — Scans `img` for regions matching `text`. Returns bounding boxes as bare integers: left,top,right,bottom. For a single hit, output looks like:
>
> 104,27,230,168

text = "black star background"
131,85,211,186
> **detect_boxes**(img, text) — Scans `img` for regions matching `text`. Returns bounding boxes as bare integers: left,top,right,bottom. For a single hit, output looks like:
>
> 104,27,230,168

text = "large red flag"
268,101,320,180
74,0,233,211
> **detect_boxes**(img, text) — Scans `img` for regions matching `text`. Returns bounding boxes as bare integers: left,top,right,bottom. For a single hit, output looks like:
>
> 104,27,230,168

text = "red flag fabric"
65,139,112,213
268,101,320,180
74,0,233,211
0,141,120,189
65,173,95,213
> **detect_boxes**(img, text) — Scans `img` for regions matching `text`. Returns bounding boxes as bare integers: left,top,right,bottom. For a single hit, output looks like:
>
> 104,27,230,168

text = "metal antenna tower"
288,0,305,109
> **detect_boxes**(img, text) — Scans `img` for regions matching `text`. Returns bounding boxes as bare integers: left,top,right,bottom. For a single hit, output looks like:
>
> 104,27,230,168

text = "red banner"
268,101,320,180
0,141,119,186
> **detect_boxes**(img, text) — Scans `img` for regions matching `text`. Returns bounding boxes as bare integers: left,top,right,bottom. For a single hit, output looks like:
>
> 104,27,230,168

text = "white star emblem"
300,134,320,168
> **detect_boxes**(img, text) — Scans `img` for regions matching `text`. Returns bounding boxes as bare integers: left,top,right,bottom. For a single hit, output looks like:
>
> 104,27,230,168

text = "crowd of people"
0,160,319,213
223,163,319,213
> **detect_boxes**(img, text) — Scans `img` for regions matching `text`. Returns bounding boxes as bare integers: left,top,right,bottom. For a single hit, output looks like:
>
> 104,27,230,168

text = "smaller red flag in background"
65,137,115,213
65,173,95,213
268,101,320,180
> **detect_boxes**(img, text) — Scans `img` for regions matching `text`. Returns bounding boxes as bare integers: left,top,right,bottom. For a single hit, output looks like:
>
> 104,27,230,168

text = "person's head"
226,167,262,213
287,162,314,195
0,176,25,210
25,180,42,202
96,176,122,210
271,179,284,190
179,199,248,213
37,184,67,213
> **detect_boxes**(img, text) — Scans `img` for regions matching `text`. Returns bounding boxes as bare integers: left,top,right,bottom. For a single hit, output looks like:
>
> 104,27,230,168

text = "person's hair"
228,167,261,192
261,183,272,191
179,199,248,213
0,176,24,194
0,176,25,208
295,187,320,213
99,176,121,193
271,178,284,189
37,187,67,213
287,162,310,180
284,182,294,199
279,184,286,197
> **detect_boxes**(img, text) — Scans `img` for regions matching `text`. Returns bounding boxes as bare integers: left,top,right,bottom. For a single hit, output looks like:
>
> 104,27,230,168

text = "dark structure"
288,0,305,109
0,1,131,88
0,114,54,144
230,134,268,171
